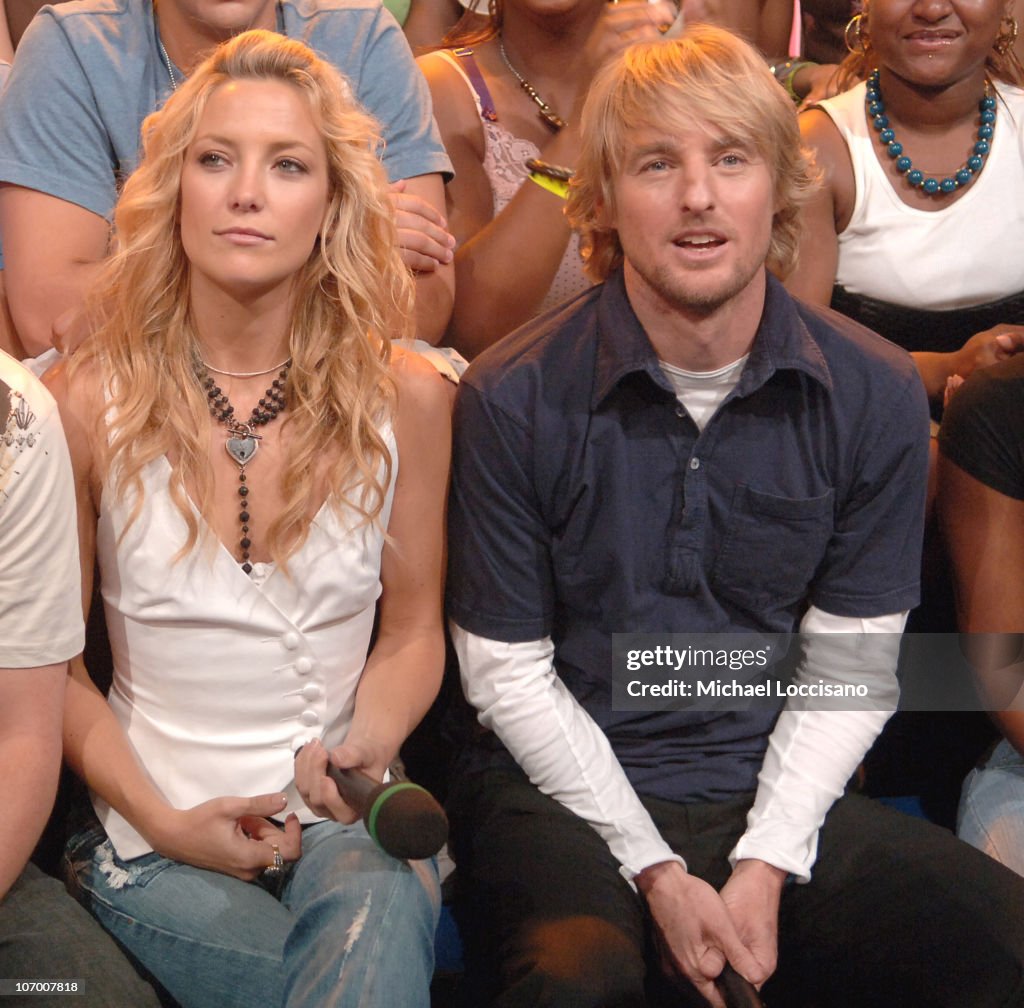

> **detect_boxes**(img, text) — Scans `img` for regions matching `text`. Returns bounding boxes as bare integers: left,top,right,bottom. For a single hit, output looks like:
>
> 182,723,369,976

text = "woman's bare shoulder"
390,346,455,421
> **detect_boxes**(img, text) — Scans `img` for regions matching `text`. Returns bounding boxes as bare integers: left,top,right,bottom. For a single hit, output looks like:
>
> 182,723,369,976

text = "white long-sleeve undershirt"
452,607,904,884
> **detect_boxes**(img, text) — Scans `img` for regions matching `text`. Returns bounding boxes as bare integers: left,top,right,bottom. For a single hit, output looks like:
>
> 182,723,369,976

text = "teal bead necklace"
866,69,997,195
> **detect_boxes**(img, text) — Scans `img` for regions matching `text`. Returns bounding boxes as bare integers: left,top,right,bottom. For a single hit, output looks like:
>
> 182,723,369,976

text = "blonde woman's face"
180,79,329,305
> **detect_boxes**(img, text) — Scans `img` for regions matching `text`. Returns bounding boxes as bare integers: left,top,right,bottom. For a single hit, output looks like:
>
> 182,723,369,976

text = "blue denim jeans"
958,737,1024,878
66,818,440,1008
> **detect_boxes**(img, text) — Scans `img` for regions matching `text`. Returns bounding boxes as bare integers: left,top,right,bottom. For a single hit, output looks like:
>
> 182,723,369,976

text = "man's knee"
0,864,161,1007
500,915,647,1008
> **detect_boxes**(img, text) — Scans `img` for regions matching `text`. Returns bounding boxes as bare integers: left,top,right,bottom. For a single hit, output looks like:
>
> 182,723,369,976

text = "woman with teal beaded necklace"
788,0,1024,405
866,68,997,194
787,0,1024,828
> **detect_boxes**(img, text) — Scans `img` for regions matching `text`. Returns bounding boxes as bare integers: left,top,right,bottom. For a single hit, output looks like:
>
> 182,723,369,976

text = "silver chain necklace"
200,357,292,379
498,39,566,132
157,35,179,90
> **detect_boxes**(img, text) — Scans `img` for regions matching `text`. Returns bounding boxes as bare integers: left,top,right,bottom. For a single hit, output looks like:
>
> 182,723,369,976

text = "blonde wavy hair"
74,29,412,566
566,26,820,282
837,1,1024,90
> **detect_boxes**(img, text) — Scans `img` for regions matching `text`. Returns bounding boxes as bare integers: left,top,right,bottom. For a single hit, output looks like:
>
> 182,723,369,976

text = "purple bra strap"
451,47,498,123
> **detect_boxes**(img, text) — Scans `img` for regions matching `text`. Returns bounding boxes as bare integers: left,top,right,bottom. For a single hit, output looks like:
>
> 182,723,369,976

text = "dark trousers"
449,768,1024,1008
0,861,161,1007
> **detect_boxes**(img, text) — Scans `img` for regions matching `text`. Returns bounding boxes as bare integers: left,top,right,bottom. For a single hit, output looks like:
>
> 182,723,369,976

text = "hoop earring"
994,15,1019,55
845,12,867,55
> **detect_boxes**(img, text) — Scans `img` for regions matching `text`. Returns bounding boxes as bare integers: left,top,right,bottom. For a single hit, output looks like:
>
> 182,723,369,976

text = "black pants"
449,768,1024,1008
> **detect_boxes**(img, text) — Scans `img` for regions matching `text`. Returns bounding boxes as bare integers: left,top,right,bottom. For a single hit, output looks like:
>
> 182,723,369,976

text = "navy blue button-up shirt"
448,269,929,802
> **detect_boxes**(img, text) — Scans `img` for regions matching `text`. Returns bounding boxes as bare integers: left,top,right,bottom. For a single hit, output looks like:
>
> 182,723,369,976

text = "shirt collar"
591,268,834,410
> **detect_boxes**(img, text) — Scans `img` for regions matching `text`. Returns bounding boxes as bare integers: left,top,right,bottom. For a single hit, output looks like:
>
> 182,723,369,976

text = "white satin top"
93,432,396,859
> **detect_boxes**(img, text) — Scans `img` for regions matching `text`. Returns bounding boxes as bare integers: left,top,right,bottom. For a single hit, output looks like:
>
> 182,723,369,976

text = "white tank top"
93,430,396,859
818,80,1024,310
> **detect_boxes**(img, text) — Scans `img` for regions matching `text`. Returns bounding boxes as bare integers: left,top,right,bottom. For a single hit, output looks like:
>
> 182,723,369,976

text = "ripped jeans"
65,817,439,1008
958,737,1024,878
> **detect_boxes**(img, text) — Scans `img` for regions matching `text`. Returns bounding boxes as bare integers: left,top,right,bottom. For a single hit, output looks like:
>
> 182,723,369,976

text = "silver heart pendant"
226,434,258,466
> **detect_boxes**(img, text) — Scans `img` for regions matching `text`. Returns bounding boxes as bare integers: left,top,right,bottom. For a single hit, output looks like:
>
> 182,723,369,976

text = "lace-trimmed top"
438,48,590,314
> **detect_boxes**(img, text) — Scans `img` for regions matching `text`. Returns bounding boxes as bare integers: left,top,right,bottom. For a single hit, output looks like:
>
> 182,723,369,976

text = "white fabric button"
300,710,319,726
295,656,313,675
689,457,700,470
301,683,321,702
282,632,300,651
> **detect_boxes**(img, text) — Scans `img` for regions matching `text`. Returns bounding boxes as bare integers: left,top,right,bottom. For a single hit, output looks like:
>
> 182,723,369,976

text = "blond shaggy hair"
74,29,412,565
566,26,820,282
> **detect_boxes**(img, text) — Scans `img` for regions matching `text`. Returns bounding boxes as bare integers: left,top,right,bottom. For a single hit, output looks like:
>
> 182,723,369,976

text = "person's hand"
679,0,710,23
952,324,1024,381
636,861,764,1008
796,63,842,111
294,737,386,824
148,793,301,880
944,373,965,408
388,180,455,273
578,0,678,104
718,859,786,988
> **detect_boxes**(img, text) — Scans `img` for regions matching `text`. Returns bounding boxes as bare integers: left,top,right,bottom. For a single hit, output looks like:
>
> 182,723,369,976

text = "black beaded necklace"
194,358,291,574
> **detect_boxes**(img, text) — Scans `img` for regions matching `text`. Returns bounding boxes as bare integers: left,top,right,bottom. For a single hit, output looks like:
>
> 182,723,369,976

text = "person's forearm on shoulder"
390,174,455,347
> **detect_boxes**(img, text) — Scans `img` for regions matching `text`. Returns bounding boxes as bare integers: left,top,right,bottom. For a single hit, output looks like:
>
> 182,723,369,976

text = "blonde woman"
48,30,450,1008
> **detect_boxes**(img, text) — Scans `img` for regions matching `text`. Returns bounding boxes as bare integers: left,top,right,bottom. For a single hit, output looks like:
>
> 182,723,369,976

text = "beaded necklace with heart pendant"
193,357,291,574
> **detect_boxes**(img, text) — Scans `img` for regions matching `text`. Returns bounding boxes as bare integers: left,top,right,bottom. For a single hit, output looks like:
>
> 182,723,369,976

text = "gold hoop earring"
845,12,867,55
995,15,1019,55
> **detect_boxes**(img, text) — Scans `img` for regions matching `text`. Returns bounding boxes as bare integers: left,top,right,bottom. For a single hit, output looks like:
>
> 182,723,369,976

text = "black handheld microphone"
325,764,448,861
716,964,766,1008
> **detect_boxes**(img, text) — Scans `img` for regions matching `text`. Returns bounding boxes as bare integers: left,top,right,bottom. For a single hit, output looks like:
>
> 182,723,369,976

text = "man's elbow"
10,299,88,359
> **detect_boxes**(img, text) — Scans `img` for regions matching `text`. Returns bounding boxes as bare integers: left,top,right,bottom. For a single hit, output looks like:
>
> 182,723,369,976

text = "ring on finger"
263,844,284,878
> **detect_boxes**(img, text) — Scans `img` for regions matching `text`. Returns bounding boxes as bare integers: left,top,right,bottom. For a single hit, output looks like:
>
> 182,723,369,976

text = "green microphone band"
366,781,426,847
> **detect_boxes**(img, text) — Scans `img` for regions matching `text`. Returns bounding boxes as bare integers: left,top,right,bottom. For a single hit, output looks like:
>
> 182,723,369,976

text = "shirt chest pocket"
711,485,835,612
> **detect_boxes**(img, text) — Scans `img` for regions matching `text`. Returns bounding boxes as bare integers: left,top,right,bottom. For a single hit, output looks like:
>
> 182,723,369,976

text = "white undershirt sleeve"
452,622,684,880
454,607,905,885
729,606,905,882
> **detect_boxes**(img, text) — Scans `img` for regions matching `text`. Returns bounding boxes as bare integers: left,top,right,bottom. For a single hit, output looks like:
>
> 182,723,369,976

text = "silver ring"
263,844,284,878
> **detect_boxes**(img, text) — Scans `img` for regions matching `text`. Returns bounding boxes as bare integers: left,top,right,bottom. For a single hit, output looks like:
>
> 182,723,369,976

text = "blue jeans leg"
67,823,291,1008
67,819,439,1008
957,737,1024,877
281,819,440,1008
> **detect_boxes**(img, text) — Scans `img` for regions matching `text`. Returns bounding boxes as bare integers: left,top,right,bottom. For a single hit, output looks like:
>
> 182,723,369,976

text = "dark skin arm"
939,454,1024,753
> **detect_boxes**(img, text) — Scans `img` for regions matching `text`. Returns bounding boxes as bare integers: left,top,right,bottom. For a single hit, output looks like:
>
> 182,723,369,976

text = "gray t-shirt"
0,0,451,263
